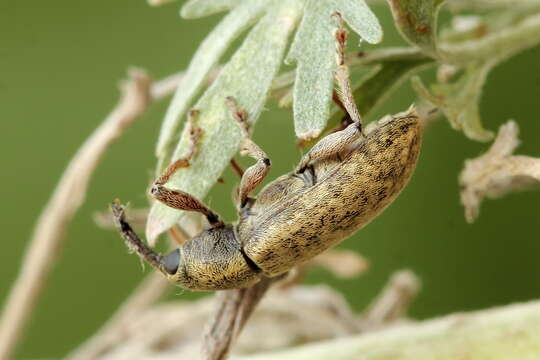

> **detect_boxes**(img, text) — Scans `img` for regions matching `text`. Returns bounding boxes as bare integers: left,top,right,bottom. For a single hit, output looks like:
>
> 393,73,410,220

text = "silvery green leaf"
387,0,445,57
286,1,339,140
148,0,176,7
181,0,242,18
147,0,303,243
157,0,268,169
411,61,495,142
334,0,383,45
287,0,382,140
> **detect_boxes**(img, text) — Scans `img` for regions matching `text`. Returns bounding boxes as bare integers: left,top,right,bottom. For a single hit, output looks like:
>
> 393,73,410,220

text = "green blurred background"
2,1,540,358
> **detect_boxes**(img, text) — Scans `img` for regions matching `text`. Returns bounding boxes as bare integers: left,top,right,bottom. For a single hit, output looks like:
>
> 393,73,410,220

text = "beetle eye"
163,249,180,275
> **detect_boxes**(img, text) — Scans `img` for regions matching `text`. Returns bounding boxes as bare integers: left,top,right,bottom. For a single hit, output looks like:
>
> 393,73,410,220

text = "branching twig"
0,68,183,360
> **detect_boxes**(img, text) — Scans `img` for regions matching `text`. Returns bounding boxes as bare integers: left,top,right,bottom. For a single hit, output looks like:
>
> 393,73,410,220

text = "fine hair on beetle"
112,14,423,291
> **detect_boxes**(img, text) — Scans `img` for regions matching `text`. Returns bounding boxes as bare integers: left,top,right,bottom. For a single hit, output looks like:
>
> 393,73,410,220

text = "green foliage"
180,0,240,18
148,0,382,240
412,62,495,142
286,0,382,139
155,0,268,169
148,0,540,241
148,0,303,241
387,0,445,57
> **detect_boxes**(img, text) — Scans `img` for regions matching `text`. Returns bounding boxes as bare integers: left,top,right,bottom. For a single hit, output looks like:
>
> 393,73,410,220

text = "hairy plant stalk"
233,300,540,360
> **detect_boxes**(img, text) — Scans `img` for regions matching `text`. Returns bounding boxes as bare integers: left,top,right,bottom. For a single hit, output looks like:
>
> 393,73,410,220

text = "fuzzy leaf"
335,0,383,45
460,120,540,222
157,0,268,169
181,0,242,18
147,0,303,243
387,0,445,57
411,61,494,142
148,0,176,7
287,0,382,140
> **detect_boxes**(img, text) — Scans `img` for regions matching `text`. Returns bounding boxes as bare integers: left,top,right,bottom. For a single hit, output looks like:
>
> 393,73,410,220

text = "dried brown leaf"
94,285,361,359
459,120,540,222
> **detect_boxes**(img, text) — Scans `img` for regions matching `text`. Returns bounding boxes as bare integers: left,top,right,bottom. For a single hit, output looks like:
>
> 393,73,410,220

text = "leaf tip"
297,128,323,142
145,208,171,246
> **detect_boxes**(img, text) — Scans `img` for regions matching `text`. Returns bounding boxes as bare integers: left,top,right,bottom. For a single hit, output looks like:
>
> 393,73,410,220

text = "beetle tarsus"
155,109,202,186
151,108,225,227
226,96,272,208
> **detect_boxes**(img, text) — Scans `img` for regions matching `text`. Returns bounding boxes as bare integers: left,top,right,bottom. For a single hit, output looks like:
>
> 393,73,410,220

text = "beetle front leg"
111,201,166,274
226,96,271,208
151,110,224,227
296,13,363,173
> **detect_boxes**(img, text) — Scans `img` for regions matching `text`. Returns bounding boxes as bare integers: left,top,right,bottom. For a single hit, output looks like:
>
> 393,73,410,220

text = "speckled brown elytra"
112,16,423,291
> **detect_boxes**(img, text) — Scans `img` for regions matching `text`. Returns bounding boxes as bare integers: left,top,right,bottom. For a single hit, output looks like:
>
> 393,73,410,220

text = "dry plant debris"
460,120,540,222
76,269,419,360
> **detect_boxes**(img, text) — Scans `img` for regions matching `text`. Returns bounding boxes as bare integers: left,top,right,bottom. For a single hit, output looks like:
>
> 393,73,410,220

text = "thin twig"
0,68,183,360
203,251,367,359
203,277,278,360
360,270,420,331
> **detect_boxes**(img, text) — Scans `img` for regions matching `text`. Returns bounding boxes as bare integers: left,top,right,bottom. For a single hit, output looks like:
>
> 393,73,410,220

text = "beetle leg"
111,201,166,275
296,13,363,173
296,121,362,172
151,185,224,226
154,109,202,186
332,89,353,131
151,109,224,227
333,12,363,129
226,96,271,208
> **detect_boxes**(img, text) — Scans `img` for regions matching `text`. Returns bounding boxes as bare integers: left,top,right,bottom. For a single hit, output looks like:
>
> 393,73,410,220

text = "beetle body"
112,17,424,292
157,109,422,291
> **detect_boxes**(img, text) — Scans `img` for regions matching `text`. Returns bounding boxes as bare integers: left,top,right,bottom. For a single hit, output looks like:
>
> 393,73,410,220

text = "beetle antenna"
111,200,165,274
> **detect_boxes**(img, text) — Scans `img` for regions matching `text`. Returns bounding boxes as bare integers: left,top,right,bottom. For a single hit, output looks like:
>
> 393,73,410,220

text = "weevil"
112,17,423,291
